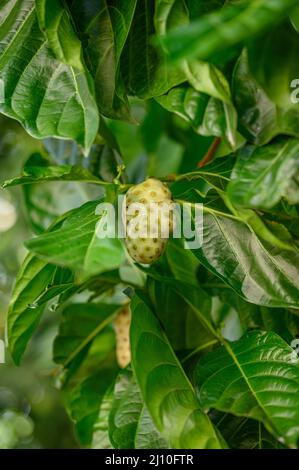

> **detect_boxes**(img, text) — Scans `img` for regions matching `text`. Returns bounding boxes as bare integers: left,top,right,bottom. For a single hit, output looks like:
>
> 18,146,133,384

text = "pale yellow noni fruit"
114,305,131,369
124,178,173,265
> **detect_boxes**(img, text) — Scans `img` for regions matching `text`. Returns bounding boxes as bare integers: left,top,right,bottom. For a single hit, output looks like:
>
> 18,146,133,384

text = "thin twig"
198,137,221,168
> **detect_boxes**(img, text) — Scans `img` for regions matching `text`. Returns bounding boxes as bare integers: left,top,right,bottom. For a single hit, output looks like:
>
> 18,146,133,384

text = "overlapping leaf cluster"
3,0,299,449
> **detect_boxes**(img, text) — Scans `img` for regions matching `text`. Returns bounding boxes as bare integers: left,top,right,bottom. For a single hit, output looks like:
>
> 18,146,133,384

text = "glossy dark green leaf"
25,199,125,277
0,0,98,152
182,60,231,103
192,211,299,308
199,97,238,148
121,0,186,99
196,330,299,448
69,0,137,120
156,85,208,130
130,294,224,448
228,139,299,209
159,0,298,62
36,0,83,70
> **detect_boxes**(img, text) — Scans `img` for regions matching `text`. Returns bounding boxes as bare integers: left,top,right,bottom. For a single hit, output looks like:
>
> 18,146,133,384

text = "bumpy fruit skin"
124,178,173,264
114,306,131,369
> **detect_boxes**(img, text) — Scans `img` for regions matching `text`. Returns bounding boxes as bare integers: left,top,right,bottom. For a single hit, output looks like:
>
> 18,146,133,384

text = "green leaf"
64,330,117,445
92,387,114,449
67,371,115,446
166,238,199,287
53,302,122,367
192,211,299,308
130,294,224,449
22,179,94,234
3,151,104,234
0,0,98,152
55,301,119,445
159,0,298,62
3,163,110,188
156,85,208,130
182,60,231,103
69,0,137,120
109,371,168,449
121,0,186,99
195,330,299,448
36,0,84,70
247,21,299,109
7,254,56,364
25,199,125,277
212,412,284,449
233,51,299,145
185,0,226,20
26,200,99,268
148,277,216,351
172,158,233,194
157,87,237,147
154,0,189,35
228,139,299,210
199,98,238,148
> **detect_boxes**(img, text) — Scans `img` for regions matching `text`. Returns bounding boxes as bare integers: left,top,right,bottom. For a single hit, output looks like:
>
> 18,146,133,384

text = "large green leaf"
7,254,56,364
53,302,122,367
148,277,216,351
92,387,114,449
121,0,186,98
157,87,237,147
166,238,199,287
233,51,299,145
54,301,120,445
212,412,284,449
25,199,125,277
182,60,231,104
159,0,298,62
195,330,299,448
36,0,83,70
156,85,208,130
192,211,299,308
64,329,118,445
66,368,116,446
3,162,109,188
109,371,168,449
69,0,137,120
247,21,299,109
0,0,98,152
228,139,299,210
130,294,224,449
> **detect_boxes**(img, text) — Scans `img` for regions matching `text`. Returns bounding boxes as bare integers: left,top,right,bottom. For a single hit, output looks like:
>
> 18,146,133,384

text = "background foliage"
1,0,299,449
